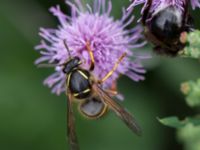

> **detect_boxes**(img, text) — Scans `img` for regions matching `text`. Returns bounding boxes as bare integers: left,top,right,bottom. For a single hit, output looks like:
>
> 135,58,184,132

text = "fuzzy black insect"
141,0,193,56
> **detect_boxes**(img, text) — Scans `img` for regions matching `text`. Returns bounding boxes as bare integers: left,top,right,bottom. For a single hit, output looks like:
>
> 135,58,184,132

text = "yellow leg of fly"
104,89,118,96
98,53,127,84
86,41,95,71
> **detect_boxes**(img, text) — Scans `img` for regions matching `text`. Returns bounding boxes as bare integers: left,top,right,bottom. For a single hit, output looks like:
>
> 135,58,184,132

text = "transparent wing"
67,93,80,150
93,84,142,136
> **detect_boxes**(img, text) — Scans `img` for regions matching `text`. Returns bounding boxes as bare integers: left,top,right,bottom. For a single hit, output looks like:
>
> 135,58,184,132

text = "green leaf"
158,116,200,128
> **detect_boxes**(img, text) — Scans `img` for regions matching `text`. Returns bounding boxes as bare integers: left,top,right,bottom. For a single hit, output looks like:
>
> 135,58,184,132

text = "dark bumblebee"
141,0,193,56
60,40,142,150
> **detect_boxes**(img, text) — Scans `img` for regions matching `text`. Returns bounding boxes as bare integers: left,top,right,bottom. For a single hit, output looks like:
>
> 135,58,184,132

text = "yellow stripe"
79,101,108,119
78,61,82,65
67,73,71,88
73,88,90,97
82,88,90,93
78,70,88,79
73,93,79,97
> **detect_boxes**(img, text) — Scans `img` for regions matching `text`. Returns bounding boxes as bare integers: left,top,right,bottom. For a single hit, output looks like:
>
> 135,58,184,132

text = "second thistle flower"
128,0,199,56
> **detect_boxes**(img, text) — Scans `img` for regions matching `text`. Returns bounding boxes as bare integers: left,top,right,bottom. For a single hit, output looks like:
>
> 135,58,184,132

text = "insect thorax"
67,69,92,99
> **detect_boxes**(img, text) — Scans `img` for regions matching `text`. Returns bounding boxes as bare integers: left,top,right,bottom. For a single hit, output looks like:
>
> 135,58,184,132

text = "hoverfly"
138,0,194,56
50,40,142,150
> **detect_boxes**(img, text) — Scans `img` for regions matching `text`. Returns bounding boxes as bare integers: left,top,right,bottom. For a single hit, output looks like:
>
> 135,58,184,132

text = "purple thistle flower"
35,0,148,95
191,0,200,9
127,0,200,13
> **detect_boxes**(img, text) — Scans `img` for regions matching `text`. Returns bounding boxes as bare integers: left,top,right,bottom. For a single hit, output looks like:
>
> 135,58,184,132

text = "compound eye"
63,65,70,74
75,57,80,61
79,98,107,119
73,57,81,65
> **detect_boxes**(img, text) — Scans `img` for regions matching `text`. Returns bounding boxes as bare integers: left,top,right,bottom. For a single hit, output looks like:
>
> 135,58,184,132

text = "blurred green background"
0,0,200,150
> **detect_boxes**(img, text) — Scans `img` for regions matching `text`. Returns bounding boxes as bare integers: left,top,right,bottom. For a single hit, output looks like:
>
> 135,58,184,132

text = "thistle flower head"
128,0,200,14
35,0,147,95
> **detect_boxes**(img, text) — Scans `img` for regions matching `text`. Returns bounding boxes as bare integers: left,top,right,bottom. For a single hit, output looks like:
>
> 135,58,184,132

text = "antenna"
63,39,72,59
37,64,57,68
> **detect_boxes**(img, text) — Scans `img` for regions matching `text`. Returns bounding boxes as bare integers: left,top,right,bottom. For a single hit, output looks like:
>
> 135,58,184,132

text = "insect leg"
86,41,95,71
103,80,118,95
98,53,126,84
104,89,118,96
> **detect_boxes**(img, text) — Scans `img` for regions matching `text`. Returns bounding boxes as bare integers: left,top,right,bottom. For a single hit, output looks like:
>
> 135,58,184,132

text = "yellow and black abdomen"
68,69,92,99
